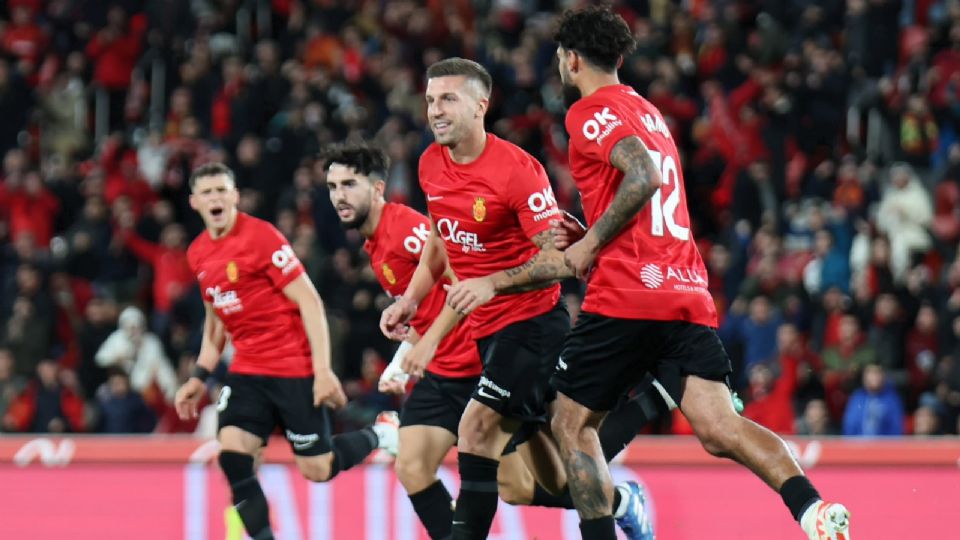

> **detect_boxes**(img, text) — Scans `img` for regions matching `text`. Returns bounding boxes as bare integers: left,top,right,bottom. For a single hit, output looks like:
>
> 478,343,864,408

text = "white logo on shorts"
286,430,319,451
556,357,568,371
216,386,232,412
640,264,664,289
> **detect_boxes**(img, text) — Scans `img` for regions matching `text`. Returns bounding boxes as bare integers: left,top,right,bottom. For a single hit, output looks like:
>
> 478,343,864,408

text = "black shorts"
399,371,479,436
473,302,569,425
217,373,332,456
552,312,732,412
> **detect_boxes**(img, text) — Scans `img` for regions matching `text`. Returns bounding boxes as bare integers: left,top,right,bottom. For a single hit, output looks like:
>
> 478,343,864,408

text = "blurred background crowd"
1,0,959,439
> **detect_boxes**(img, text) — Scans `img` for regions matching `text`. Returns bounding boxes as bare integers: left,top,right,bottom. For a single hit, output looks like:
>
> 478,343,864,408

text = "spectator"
115,214,192,336
2,358,86,433
719,295,783,387
94,306,177,411
797,399,837,436
96,369,155,433
0,348,26,427
742,352,799,434
843,364,905,436
822,313,875,420
876,163,933,282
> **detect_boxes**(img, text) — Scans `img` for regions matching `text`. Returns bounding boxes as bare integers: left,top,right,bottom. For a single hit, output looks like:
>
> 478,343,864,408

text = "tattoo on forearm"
495,230,572,291
593,136,661,246
504,257,536,277
565,450,611,519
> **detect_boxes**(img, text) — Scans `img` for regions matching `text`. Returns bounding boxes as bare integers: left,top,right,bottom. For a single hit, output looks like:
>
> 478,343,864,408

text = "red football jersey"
565,84,717,327
364,202,482,377
419,134,561,339
187,212,313,377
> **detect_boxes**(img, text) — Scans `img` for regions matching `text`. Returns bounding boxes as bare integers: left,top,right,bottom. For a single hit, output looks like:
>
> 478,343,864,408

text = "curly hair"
553,5,636,72
321,142,390,179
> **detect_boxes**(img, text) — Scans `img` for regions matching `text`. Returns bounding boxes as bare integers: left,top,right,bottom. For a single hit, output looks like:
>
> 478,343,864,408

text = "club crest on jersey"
382,263,397,285
473,197,487,222
226,261,239,283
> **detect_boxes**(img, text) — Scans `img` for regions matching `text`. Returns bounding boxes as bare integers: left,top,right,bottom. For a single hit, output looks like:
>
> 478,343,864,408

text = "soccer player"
174,163,399,540
326,142,660,539
447,7,852,540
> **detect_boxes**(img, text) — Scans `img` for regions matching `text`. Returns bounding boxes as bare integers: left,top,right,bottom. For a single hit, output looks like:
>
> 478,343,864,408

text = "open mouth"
337,204,354,219
433,121,451,134
210,207,224,218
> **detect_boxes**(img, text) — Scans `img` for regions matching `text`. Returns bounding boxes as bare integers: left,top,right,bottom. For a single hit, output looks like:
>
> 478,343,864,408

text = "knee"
298,459,333,483
395,456,434,493
693,417,738,457
457,414,492,455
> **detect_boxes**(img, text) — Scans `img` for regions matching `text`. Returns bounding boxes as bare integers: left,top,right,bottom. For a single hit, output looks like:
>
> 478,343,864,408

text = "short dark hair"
425,57,492,98
554,6,636,72
189,162,235,189
322,142,390,179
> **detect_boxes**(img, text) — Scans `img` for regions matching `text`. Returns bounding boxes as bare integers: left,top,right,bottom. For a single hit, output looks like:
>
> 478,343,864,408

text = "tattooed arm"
563,136,662,278
444,229,572,314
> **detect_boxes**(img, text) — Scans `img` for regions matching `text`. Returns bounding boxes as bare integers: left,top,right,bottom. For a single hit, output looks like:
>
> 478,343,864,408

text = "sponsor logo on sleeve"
271,245,301,275
582,107,624,145
527,187,559,222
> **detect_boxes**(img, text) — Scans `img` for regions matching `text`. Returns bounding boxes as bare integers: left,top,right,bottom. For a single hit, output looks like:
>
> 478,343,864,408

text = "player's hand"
401,339,437,379
378,353,410,395
175,377,206,420
313,368,348,409
444,277,494,315
380,297,417,341
378,378,406,395
549,212,587,251
564,235,599,280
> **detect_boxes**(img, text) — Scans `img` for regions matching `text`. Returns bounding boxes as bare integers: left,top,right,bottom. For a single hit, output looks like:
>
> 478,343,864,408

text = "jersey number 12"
646,148,689,241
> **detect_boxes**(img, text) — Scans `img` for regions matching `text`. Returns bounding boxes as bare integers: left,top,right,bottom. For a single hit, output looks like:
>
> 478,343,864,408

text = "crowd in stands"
1,0,959,438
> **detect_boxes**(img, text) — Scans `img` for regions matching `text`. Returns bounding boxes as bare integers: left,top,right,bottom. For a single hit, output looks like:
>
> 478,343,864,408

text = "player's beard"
338,202,371,230
562,82,582,109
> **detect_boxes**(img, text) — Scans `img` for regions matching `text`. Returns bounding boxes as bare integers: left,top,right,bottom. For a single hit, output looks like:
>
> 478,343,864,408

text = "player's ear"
476,96,489,118
373,178,386,198
188,193,198,210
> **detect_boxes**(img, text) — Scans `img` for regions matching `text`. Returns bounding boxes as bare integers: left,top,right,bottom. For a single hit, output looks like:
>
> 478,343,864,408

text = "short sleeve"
393,206,432,263
257,222,305,289
506,154,559,240
565,102,637,164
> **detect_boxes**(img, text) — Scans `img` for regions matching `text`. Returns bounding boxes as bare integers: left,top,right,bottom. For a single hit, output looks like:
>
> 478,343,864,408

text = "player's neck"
446,128,488,164
359,201,385,238
577,72,621,98
207,209,239,240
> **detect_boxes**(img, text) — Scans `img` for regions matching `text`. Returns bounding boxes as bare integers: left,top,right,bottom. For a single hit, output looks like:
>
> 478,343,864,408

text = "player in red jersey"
173,163,399,540
448,7,851,540
323,142,483,539
376,58,572,540
327,142,665,539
